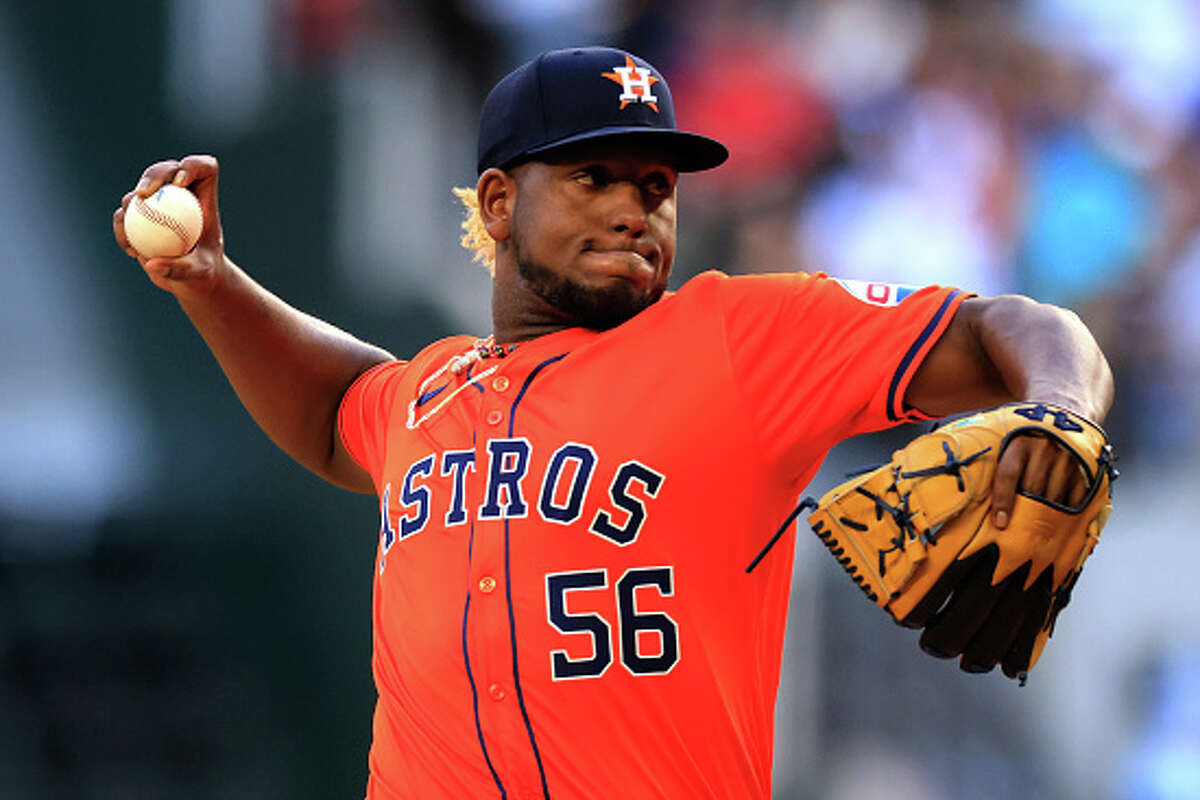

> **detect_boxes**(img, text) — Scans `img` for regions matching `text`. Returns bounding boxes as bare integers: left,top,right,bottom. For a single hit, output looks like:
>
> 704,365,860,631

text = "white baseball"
125,183,204,258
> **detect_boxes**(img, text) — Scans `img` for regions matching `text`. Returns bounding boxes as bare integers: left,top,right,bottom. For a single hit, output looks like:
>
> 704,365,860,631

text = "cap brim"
521,126,729,172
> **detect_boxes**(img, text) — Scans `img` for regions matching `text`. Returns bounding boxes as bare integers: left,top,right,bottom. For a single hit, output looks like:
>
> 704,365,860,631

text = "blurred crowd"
274,0,1200,463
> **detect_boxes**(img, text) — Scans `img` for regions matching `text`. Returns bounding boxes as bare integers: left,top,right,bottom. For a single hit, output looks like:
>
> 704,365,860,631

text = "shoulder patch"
833,278,919,307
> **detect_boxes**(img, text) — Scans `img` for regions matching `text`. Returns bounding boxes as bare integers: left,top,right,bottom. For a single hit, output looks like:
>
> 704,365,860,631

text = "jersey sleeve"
337,360,409,487
715,271,969,470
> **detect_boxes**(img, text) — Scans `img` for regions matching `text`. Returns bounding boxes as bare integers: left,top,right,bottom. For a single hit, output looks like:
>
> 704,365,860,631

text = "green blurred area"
1,4,454,797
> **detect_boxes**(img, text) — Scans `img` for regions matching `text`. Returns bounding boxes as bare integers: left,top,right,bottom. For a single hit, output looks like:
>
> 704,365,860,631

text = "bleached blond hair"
451,186,496,275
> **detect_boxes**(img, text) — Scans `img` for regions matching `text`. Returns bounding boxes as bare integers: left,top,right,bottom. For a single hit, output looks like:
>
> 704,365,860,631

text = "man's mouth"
582,241,659,271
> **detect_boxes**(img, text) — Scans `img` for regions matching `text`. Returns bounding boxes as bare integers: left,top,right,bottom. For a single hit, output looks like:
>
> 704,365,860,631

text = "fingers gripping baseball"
114,155,224,292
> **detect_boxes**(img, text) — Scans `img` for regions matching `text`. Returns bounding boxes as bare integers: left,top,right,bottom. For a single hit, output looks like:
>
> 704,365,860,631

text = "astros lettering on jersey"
338,270,966,799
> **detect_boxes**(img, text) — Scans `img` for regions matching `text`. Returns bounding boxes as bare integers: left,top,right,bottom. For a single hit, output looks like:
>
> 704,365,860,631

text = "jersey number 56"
545,567,678,680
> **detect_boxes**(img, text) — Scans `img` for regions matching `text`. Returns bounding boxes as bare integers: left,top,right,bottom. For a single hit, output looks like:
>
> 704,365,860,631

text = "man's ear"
477,168,515,243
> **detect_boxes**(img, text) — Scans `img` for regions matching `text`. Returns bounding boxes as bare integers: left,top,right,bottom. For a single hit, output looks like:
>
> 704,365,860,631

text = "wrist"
174,251,233,297
1020,392,1105,425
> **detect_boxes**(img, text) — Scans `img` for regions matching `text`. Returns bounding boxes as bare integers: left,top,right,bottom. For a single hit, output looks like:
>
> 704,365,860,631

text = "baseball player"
114,47,1112,800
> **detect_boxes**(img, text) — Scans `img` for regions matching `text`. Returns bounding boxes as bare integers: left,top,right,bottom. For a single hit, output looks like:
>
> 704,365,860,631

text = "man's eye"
573,167,611,187
644,176,670,195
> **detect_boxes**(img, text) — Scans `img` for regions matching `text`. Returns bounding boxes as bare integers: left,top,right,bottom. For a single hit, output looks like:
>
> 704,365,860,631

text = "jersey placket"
464,360,547,800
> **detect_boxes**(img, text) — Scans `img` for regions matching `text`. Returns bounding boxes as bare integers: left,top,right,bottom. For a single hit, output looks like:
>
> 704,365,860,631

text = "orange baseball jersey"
338,270,967,799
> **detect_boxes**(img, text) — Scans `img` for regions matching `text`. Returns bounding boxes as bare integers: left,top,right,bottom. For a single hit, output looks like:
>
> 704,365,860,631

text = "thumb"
142,252,202,291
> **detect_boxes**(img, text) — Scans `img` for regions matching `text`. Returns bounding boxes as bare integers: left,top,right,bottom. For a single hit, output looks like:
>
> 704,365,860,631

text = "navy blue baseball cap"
476,47,729,175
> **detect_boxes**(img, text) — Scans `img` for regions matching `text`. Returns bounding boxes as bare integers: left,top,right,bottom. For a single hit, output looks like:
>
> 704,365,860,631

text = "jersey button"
478,576,496,593
488,683,505,701
486,409,504,426
492,376,510,392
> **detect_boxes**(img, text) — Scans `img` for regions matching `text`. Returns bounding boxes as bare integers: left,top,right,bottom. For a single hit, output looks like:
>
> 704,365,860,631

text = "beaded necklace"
405,336,517,430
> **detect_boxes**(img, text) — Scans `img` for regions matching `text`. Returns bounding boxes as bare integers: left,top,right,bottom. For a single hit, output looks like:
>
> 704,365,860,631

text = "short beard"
512,229,663,331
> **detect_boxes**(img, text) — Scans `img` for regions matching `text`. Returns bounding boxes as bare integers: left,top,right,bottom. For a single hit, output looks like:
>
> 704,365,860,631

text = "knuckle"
144,160,176,177
183,153,218,171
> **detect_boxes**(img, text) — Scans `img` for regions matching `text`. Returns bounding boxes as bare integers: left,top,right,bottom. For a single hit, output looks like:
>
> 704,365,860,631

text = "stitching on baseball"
133,193,197,249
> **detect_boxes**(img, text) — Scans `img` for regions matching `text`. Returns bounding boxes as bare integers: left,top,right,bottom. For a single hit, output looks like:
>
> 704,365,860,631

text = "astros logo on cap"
602,55,660,112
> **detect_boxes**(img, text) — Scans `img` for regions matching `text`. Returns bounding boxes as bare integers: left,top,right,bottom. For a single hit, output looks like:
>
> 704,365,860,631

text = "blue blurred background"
1,1,1198,798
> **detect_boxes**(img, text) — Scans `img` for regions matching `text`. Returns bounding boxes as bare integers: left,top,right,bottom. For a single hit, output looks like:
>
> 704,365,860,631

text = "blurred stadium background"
2,0,1199,797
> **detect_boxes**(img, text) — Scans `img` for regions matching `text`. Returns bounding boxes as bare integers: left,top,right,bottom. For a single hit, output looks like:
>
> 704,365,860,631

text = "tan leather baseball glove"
805,402,1116,683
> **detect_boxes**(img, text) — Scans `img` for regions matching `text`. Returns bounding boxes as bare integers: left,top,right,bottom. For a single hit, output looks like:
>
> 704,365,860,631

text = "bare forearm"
972,295,1113,422
908,295,1114,423
115,156,393,490
174,255,393,483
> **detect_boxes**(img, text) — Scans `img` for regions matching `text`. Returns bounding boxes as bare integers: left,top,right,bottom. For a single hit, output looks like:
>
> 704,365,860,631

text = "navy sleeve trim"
886,290,964,422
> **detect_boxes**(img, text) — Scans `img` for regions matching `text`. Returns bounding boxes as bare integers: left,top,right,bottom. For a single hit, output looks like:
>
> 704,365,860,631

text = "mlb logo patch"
833,278,918,307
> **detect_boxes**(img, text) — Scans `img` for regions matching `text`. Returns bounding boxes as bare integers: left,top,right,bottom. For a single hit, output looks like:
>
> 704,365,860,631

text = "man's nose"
608,183,649,237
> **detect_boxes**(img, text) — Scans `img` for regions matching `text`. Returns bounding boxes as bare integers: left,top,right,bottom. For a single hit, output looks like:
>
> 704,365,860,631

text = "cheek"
653,196,677,233
654,212,677,270
516,195,576,253
512,200,549,262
